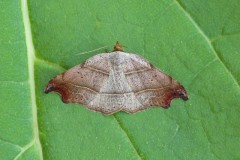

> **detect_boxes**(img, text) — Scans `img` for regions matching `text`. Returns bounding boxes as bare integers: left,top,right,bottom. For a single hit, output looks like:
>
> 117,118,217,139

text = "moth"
45,42,188,114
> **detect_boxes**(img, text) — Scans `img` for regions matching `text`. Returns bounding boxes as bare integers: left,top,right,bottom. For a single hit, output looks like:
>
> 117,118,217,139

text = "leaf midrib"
16,0,43,159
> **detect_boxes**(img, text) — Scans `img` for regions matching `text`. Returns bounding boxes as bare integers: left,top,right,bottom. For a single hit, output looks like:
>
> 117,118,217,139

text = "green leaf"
1,0,240,159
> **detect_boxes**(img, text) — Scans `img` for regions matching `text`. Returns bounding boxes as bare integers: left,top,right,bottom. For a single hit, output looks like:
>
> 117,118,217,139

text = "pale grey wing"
87,52,136,114
44,54,111,111
122,53,188,113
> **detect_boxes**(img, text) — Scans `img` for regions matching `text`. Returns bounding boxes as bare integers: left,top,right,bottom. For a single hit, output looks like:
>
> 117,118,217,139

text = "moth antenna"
76,45,109,55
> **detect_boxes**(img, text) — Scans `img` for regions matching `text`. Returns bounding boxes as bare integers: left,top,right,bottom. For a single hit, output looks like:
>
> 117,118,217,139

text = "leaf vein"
113,115,143,160
14,140,35,160
21,0,43,159
175,0,240,89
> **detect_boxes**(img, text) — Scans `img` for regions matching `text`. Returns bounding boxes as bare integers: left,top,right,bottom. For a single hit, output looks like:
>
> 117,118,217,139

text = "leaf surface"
1,0,240,159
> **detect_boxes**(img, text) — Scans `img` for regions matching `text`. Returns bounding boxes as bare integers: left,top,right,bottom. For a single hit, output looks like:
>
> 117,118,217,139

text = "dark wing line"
124,68,151,75
84,66,109,75
135,86,171,94
67,82,98,93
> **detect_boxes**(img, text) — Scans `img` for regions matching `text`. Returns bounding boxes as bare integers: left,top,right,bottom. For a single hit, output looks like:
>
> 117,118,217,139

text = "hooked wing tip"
44,83,55,94
179,90,189,101
161,86,189,108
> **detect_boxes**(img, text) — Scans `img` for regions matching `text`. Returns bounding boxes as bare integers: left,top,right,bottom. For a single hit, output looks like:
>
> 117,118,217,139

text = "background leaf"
1,0,240,159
